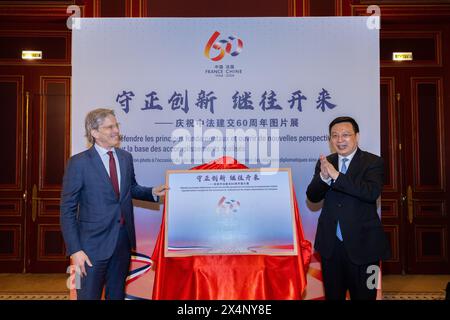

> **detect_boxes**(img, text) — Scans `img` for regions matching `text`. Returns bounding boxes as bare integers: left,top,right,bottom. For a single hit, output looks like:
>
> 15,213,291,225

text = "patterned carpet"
0,292,69,300
382,291,446,300
0,292,445,300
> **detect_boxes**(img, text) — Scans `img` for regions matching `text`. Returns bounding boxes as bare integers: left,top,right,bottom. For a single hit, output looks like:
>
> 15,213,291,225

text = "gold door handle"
407,185,414,224
32,184,38,222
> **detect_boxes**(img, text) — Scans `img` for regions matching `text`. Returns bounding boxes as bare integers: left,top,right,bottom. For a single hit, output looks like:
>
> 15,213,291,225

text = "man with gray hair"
60,108,167,300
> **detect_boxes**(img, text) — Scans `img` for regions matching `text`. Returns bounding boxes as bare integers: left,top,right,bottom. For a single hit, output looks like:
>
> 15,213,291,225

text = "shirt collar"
338,147,357,164
94,143,116,156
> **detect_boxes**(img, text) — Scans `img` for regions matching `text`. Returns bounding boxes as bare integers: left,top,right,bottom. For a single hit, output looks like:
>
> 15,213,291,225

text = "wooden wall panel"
40,77,70,190
415,226,447,262
0,200,22,217
0,224,21,260
381,199,398,218
37,224,66,261
380,31,441,67
414,200,446,218
146,0,293,17
99,0,126,17
0,76,23,190
383,225,399,262
305,0,337,16
0,31,70,66
38,200,61,218
411,78,444,192
380,77,399,192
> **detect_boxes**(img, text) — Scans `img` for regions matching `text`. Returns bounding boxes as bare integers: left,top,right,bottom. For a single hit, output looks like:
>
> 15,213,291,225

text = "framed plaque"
165,168,297,257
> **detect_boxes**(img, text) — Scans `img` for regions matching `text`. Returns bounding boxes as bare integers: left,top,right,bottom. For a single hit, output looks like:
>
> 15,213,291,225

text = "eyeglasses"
99,123,120,131
330,133,354,140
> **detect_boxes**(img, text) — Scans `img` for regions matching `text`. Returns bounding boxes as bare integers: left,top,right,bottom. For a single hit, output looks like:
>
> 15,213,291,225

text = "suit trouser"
77,225,131,300
321,237,379,300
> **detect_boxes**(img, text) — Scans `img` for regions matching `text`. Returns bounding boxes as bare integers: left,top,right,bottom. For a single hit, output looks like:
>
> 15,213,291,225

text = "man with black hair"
306,116,390,300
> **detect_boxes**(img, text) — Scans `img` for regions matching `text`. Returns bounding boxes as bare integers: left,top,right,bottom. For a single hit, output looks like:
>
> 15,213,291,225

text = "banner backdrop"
72,17,380,300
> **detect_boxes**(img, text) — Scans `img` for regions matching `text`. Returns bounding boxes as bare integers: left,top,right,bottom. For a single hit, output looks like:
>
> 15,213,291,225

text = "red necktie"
107,151,120,198
108,151,124,224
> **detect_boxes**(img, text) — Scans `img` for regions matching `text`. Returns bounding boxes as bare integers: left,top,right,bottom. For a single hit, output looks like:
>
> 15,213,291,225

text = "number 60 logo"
204,31,244,62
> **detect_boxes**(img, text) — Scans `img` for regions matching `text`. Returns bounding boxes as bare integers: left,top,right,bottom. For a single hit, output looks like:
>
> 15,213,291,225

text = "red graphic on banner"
204,31,243,61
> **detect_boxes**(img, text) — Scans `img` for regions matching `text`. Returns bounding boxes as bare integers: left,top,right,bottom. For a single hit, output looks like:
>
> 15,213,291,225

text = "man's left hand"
321,157,339,180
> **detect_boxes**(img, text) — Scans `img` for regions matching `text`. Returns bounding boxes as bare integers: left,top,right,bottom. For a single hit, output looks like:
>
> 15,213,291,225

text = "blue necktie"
336,158,348,241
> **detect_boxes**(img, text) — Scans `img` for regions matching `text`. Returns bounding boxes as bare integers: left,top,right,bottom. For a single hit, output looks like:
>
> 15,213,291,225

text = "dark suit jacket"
60,146,157,260
306,148,390,265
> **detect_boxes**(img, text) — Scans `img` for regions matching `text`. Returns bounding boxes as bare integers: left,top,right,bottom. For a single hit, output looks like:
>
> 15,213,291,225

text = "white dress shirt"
94,144,159,201
94,143,121,192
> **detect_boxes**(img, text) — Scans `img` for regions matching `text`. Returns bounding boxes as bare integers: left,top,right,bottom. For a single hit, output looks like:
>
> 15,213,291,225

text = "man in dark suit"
306,116,390,300
60,108,167,300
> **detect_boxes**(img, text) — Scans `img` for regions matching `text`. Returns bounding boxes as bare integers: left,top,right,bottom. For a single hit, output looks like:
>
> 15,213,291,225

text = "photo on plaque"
165,168,297,257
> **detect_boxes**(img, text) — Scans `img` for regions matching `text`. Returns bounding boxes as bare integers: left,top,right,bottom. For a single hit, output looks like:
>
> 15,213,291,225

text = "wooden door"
0,66,71,272
27,68,71,272
0,72,27,272
380,24,450,274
